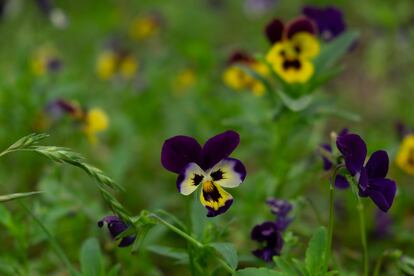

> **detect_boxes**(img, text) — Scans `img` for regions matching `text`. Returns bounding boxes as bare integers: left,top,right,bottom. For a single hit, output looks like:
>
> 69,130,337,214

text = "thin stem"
148,213,203,248
326,168,338,272
373,253,385,276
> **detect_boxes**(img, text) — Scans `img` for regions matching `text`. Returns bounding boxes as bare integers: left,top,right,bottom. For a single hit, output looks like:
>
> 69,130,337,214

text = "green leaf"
147,245,189,264
107,264,121,276
305,227,327,276
314,31,359,74
273,256,298,275
0,191,42,203
236,267,284,276
210,242,238,270
276,90,313,112
80,238,103,276
399,256,414,275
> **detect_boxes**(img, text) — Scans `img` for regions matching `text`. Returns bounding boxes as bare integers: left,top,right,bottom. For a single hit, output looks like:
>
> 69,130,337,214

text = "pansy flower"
251,198,293,262
161,131,246,217
302,5,346,41
336,133,397,212
265,17,320,83
83,108,109,144
223,51,269,96
172,68,197,95
31,45,63,76
98,216,136,247
396,134,414,175
96,47,138,81
128,13,162,41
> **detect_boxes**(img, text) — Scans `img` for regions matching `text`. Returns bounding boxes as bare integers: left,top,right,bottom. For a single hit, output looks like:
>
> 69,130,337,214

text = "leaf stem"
325,167,338,272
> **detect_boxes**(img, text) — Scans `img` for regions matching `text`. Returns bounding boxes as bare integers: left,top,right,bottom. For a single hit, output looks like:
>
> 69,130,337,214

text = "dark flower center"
282,59,301,70
192,174,204,186
202,181,222,202
210,169,224,181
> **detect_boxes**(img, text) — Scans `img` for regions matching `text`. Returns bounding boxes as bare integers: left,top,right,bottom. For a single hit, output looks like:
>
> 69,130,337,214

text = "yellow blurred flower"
396,134,414,175
31,46,62,76
173,69,196,94
223,52,269,96
129,15,160,40
96,50,138,80
83,108,109,144
266,32,319,83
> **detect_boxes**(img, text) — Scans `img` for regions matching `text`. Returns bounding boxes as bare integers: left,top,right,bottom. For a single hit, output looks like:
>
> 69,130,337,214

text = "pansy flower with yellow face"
223,51,269,96
96,48,138,81
31,45,63,76
161,131,246,217
396,134,414,175
265,17,320,83
128,13,162,41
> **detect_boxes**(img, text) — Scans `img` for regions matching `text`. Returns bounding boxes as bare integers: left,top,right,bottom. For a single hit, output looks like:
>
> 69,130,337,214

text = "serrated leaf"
80,238,103,276
236,267,284,276
210,242,238,270
305,227,327,276
147,245,189,264
0,191,43,203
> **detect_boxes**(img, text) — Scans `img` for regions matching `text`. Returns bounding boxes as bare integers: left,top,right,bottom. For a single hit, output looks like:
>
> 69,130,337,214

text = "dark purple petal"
372,210,392,238
202,130,240,170
335,174,350,189
395,120,411,140
98,216,136,247
251,221,284,262
303,5,346,41
264,19,284,44
367,178,397,212
336,133,367,175
47,58,63,72
266,199,292,217
321,144,333,171
365,150,389,179
251,221,277,241
227,50,254,65
206,198,233,217
35,0,53,14
285,16,317,39
161,135,202,173
274,217,292,231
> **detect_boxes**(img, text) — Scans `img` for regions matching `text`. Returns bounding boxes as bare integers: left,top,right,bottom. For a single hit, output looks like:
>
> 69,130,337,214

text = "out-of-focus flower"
302,5,346,41
31,46,63,76
128,14,161,41
396,134,414,175
96,49,138,81
83,108,109,144
265,17,319,83
336,133,397,212
372,210,392,239
161,131,247,217
173,68,197,95
35,0,68,29
243,0,277,16
319,129,350,189
223,51,269,96
98,216,136,247
251,198,293,262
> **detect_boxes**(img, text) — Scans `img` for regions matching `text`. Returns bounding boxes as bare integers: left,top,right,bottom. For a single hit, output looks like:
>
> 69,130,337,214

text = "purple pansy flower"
98,216,136,247
371,210,393,239
302,5,346,41
336,133,397,212
264,16,317,45
251,198,292,262
161,130,247,217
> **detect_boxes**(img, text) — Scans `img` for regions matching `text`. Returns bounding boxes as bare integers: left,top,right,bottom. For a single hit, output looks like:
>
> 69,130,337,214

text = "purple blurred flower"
395,120,413,140
44,99,81,119
34,0,68,28
264,16,317,44
161,131,246,217
251,198,293,262
98,216,136,247
336,133,397,212
302,5,346,41
372,210,393,238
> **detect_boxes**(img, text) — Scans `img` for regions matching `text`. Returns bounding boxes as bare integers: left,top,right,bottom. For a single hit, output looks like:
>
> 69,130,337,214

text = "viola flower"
172,68,197,95
83,108,109,144
336,133,397,212
396,134,414,175
161,131,246,217
128,13,162,41
98,216,136,247
265,17,320,83
96,48,138,81
223,51,269,96
302,5,346,41
251,198,293,262
31,46,63,76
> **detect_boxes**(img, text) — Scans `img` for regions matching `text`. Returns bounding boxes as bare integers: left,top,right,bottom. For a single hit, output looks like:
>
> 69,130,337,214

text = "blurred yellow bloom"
173,69,196,94
223,61,268,96
83,108,109,144
31,46,61,76
396,134,414,175
129,16,160,40
266,32,319,83
96,51,138,80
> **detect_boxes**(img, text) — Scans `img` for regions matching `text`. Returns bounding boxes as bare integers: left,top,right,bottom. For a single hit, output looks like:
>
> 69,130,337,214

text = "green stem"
326,168,338,272
373,253,385,276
